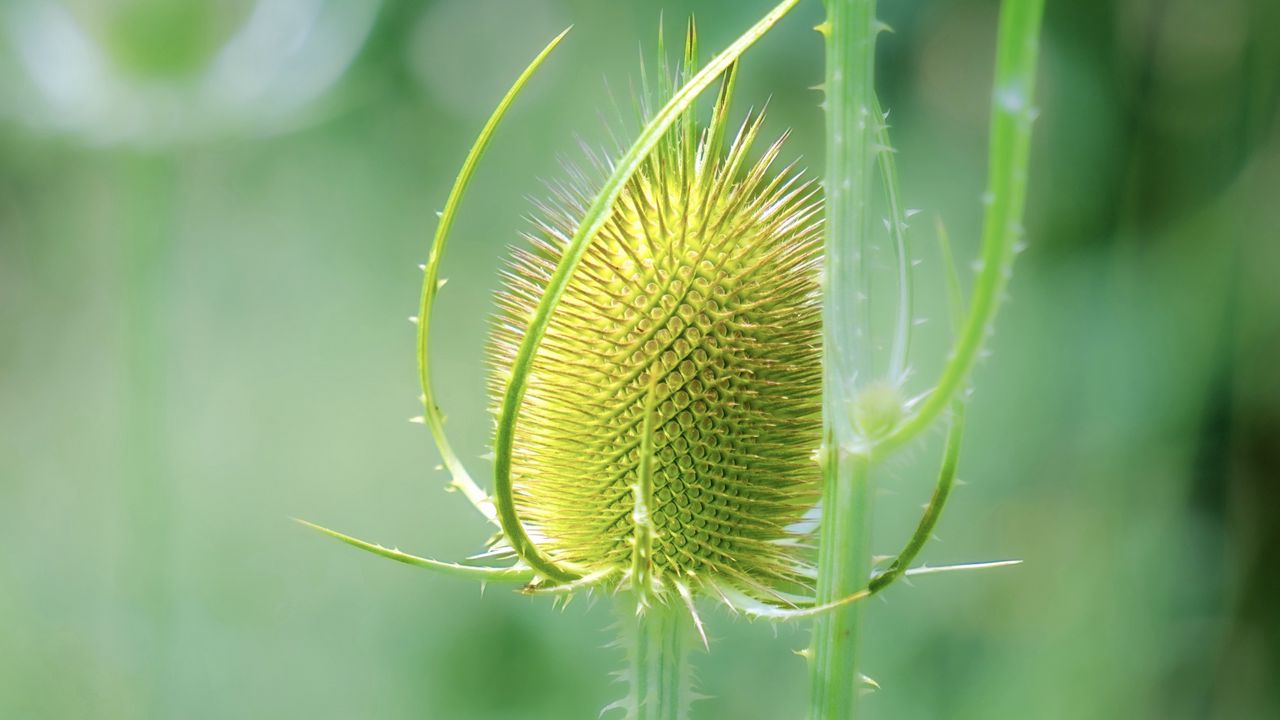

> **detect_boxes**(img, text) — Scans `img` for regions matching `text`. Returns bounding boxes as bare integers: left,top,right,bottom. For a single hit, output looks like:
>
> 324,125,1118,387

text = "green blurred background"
1,0,1277,717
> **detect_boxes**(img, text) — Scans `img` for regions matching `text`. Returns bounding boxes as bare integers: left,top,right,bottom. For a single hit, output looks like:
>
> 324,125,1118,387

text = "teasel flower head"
488,54,823,607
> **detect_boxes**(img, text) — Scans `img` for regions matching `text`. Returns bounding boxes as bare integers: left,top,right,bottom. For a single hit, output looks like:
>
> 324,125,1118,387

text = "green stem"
619,600,695,720
809,445,872,719
810,0,877,717
818,0,877,405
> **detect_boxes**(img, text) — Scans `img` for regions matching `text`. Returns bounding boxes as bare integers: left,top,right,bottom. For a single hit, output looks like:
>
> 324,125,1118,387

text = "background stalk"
118,153,178,718
810,0,878,718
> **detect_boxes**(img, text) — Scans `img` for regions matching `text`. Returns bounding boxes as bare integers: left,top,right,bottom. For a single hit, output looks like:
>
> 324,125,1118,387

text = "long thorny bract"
413,27,572,526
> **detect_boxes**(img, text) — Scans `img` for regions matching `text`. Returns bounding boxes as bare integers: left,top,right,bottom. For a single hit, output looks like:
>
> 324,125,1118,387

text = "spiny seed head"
489,72,823,602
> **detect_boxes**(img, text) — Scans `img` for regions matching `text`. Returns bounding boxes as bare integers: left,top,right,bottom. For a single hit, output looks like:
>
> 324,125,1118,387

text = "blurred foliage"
0,0,1276,718
85,0,249,78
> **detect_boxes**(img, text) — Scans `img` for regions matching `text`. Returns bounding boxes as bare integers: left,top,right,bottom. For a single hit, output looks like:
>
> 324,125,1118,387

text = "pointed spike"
681,14,698,162
902,559,1022,577
676,582,709,650
684,15,698,74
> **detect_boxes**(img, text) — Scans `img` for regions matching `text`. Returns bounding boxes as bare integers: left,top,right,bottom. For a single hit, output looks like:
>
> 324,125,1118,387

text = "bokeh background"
2,0,1277,718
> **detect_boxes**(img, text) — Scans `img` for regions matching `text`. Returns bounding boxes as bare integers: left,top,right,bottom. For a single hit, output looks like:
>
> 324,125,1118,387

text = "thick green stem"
810,0,878,717
617,600,695,720
809,446,872,719
819,0,877,406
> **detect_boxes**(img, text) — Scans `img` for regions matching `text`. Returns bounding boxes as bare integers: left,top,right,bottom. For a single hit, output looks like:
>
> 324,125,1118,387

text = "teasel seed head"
489,65,824,605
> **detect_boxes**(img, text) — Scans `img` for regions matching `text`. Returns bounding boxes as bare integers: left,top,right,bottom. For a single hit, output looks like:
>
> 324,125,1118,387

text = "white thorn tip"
903,559,1022,577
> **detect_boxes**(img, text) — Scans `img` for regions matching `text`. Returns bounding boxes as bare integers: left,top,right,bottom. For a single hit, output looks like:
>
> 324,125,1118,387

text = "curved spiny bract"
489,86,824,606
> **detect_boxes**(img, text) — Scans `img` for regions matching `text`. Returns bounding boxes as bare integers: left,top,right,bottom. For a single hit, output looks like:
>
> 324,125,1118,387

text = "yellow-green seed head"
490,73,823,601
